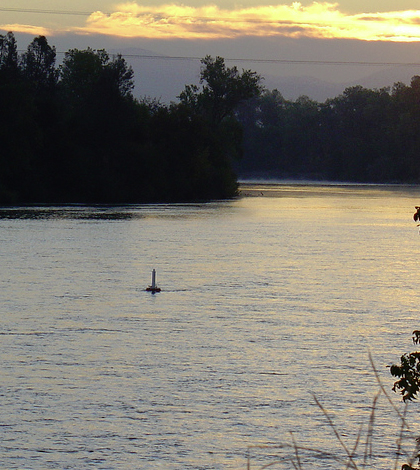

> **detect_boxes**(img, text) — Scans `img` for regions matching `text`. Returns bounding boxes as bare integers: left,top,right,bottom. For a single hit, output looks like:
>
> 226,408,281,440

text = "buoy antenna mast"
146,269,161,293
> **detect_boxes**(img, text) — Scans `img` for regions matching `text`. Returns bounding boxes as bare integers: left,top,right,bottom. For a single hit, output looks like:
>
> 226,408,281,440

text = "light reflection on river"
1,183,420,470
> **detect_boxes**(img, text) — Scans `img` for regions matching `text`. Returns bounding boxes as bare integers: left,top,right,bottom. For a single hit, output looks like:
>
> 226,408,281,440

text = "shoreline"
238,180,420,197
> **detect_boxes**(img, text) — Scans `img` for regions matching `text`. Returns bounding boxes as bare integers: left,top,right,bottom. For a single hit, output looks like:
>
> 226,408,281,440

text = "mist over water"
1,184,420,469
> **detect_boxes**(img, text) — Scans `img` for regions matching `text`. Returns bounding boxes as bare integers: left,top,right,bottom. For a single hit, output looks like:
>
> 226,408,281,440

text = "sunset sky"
3,0,420,41
2,1,420,100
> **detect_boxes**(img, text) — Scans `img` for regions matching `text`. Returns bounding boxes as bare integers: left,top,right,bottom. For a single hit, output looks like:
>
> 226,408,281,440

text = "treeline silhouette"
235,81,420,183
2,32,420,205
0,32,261,204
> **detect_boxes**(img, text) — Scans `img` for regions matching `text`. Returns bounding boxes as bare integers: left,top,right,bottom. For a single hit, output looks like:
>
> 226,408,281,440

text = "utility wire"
5,6,420,68
0,7,97,16
119,55,420,67
51,52,420,68
13,50,420,68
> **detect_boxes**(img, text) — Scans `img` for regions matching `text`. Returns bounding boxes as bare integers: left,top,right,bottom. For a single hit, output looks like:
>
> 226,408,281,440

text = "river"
1,183,420,470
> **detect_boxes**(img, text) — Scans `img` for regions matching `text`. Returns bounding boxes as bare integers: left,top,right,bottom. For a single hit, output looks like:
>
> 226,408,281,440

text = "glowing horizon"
3,2,420,42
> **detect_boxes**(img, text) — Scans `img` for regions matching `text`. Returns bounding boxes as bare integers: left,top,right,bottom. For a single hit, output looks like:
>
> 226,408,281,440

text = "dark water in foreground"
1,183,420,469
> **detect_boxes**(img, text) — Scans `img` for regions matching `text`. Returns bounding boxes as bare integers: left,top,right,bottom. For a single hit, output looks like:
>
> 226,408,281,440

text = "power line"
0,7,97,16
5,6,420,68
0,6,364,27
16,50,418,68
80,53,420,68
0,9,379,26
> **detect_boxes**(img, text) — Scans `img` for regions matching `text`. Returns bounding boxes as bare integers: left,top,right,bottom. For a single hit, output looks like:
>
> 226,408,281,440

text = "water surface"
1,184,420,469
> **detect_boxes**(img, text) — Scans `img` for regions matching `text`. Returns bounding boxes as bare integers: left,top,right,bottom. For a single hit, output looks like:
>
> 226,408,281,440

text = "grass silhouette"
246,353,420,470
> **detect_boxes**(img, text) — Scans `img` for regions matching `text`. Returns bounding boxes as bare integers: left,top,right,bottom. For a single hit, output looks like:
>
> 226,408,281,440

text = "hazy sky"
3,1,420,101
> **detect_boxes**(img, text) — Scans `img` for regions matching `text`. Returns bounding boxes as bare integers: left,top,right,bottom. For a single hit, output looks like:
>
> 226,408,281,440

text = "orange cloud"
0,24,51,36
77,3,341,39
3,2,420,42
74,2,420,41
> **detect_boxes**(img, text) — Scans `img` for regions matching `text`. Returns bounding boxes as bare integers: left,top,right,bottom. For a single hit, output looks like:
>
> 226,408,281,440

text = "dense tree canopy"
3,31,420,204
0,32,19,82
177,55,263,195
179,55,263,128
0,34,262,204
20,35,58,90
235,80,420,183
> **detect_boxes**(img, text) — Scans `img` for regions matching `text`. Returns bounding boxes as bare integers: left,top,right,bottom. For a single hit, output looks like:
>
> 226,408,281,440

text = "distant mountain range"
120,48,420,103
117,48,420,104
263,66,420,102
12,30,420,105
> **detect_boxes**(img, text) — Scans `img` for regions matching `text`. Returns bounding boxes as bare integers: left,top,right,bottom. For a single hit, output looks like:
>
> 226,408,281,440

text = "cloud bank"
3,2,420,42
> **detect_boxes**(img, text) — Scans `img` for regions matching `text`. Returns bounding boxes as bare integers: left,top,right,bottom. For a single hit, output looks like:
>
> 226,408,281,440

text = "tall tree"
59,48,134,104
179,55,263,128
103,53,135,97
235,89,288,177
59,48,109,105
21,36,58,91
177,55,263,197
389,76,420,182
0,32,19,82
56,48,138,202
